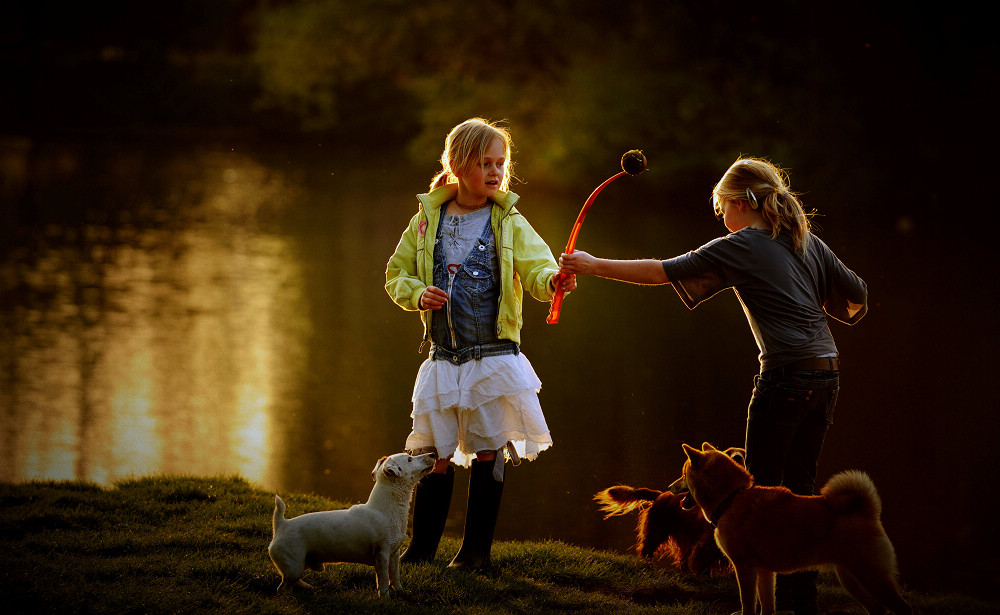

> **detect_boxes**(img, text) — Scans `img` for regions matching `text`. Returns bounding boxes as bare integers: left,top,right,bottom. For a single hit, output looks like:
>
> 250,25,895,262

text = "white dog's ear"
372,456,389,481
383,460,400,479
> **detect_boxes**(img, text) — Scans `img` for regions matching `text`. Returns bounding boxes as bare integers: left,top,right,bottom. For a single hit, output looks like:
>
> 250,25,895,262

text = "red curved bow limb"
546,170,627,324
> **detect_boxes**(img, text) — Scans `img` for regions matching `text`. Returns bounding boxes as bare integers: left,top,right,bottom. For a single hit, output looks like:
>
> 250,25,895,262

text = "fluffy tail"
595,485,662,519
821,470,882,518
272,495,287,535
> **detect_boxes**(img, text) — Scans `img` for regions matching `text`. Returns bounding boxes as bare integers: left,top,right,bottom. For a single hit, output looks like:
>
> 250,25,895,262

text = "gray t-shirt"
439,206,493,282
661,228,867,372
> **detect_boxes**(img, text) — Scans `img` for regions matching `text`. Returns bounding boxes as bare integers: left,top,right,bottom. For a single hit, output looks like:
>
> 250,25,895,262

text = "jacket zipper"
495,206,508,335
445,204,459,349
445,273,457,348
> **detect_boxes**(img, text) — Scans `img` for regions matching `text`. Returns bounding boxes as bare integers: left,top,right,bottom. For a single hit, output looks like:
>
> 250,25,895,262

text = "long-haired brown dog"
594,447,745,574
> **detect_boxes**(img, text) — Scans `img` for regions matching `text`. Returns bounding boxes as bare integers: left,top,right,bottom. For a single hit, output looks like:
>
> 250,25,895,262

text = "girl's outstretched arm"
559,251,669,285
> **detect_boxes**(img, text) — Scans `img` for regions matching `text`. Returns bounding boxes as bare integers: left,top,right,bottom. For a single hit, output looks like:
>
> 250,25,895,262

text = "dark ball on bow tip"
621,150,647,176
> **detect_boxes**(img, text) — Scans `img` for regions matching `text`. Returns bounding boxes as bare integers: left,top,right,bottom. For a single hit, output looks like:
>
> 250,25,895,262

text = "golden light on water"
1,151,308,490
108,351,159,483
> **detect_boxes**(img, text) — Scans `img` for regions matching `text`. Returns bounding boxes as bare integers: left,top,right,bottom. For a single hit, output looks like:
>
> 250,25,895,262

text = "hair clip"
745,188,759,209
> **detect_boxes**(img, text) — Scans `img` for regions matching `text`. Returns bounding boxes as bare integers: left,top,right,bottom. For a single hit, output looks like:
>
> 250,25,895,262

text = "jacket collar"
417,184,518,215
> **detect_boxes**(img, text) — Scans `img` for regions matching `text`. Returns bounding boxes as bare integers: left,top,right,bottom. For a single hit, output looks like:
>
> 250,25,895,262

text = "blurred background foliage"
3,0,992,198
249,0,869,181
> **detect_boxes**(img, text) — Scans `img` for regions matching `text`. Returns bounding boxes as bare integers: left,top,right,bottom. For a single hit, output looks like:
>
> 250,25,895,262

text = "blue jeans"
744,369,839,495
744,367,839,615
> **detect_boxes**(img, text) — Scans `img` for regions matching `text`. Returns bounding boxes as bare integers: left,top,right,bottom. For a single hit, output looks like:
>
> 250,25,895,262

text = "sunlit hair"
429,118,514,192
712,157,811,254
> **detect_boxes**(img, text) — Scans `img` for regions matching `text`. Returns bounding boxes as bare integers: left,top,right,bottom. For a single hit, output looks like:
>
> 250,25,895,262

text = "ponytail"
761,183,810,253
429,170,451,191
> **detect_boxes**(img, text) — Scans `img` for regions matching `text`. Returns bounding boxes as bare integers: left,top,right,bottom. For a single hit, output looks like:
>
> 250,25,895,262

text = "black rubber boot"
791,570,819,615
775,571,818,615
400,465,454,563
448,459,504,570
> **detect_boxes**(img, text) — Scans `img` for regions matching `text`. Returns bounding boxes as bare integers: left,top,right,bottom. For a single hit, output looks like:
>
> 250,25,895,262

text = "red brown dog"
676,442,912,615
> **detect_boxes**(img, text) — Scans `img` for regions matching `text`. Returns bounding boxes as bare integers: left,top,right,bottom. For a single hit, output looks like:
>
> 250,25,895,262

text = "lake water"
1,136,993,596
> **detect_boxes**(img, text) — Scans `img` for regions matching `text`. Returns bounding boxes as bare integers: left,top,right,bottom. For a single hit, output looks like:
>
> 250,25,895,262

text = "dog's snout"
407,448,438,461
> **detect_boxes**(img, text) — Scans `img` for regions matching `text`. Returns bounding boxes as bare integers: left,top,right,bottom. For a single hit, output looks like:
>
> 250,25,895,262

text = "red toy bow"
547,150,647,324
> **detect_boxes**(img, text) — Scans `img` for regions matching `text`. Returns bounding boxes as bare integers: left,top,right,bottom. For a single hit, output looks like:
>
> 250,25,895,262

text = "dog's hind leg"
835,565,891,614
837,536,912,615
868,583,912,615
638,495,680,560
272,553,306,595
843,564,913,615
636,508,666,559
276,570,313,594
862,545,913,615
277,575,310,594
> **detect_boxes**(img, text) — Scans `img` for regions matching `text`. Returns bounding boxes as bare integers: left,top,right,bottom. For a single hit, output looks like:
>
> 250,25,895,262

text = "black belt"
430,341,519,365
775,356,840,373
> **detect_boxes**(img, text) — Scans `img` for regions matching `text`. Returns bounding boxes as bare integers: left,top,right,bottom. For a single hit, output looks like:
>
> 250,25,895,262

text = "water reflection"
1,144,307,489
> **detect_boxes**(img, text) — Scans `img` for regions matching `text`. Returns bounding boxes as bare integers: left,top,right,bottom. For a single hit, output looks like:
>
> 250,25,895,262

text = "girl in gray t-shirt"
558,156,867,614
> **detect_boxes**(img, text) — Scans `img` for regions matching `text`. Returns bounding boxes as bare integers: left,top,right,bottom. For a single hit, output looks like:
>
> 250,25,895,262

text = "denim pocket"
460,264,495,293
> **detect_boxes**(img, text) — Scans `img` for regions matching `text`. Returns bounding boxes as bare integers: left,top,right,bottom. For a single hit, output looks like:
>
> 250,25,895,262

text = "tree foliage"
251,1,887,184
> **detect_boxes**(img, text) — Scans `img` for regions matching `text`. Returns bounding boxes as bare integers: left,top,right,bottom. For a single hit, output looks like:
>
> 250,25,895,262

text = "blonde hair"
429,118,514,192
712,157,812,254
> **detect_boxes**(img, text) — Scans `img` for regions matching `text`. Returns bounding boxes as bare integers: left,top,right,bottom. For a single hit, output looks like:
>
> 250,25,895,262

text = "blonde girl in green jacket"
385,118,575,570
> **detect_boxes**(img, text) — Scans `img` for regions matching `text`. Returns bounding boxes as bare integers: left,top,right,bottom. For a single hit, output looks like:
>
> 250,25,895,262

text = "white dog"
268,452,436,596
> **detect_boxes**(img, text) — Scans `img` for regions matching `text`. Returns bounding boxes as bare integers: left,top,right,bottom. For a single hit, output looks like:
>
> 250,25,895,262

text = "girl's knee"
475,450,496,462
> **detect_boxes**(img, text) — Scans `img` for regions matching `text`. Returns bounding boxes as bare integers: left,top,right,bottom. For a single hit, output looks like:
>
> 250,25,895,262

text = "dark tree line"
1,1,993,204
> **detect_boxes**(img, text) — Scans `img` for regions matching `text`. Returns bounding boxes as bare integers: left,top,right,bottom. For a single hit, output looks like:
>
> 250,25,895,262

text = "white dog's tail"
272,495,287,534
821,470,882,519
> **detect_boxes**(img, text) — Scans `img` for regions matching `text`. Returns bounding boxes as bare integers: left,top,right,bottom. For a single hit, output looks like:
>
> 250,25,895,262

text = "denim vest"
430,212,518,364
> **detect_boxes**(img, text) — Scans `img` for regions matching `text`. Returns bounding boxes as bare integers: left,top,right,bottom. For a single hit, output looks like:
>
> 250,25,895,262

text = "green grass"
0,476,991,614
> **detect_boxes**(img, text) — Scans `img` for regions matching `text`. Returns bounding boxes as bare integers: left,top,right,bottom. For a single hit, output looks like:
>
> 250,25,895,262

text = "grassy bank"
0,476,990,614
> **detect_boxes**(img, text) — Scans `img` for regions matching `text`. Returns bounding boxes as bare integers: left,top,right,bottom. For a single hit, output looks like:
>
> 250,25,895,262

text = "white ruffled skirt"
406,352,553,468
